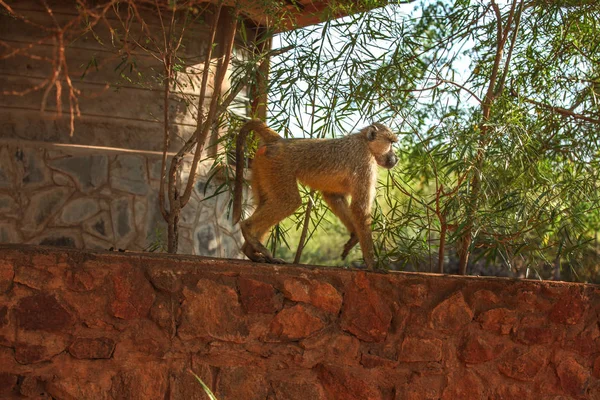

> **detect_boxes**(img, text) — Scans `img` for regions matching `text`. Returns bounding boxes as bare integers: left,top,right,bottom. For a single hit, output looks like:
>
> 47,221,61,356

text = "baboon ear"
366,125,378,141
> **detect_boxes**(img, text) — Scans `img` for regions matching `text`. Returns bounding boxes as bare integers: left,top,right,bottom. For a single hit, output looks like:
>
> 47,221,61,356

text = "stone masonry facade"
1,245,600,399
0,142,243,258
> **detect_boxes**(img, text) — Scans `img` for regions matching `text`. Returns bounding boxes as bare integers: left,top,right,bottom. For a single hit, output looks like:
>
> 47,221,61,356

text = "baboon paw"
267,257,287,264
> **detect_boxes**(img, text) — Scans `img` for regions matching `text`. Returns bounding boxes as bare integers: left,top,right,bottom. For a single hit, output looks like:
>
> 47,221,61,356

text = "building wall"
0,1,247,256
0,141,242,256
1,245,600,399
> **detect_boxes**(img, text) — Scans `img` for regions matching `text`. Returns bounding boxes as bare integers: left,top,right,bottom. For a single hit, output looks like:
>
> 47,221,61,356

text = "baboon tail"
232,120,282,223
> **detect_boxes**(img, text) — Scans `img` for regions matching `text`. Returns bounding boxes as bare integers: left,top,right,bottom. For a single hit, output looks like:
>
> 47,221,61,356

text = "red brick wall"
0,245,599,399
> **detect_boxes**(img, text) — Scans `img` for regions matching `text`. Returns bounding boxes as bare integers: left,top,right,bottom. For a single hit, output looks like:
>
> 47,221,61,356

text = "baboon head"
362,123,398,169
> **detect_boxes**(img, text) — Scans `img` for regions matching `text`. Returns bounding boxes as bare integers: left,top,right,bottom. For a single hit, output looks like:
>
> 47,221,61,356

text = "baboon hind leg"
241,180,302,264
322,192,359,259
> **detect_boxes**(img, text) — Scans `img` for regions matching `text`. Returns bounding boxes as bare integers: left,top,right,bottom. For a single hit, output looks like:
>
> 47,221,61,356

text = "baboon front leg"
322,192,359,259
350,189,377,270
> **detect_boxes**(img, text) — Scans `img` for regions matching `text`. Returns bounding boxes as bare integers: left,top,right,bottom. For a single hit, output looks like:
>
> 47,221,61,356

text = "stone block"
0,194,17,214
15,293,73,332
317,364,382,400
109,264,155,320
178,279,248,343
194,223,218,256
268,304,325,341
282,277,342,314
398,337,442,362
110,154,149,195
340,272,392,342
430,291,473,333
498,346,547,382
238,277,283,314
68,337,116,359
0,259,14,293
556,355,590,398
59,198,100,225
49,154,108,193
477,307,517,335
21,186,73,235
82,210,114,241
110,195,135,247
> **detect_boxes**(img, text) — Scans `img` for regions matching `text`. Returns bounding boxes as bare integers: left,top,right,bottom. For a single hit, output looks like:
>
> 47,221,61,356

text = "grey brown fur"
233,120,398,270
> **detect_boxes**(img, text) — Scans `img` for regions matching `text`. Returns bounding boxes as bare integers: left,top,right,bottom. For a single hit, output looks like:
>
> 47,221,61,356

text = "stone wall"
0,142,243,258
1,245,599,399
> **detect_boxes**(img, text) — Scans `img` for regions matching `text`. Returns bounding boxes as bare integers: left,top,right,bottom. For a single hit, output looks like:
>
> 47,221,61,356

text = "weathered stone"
109,264,155,320
550,290,586,325
65,270,94,293
430,291,473,333
238,277,283,314
282,278,342,314
398,337,442,362
301,331,360,367
0,372,18,396
114,320,170,358
340,272,392,342
400,283,428,307
15,293,73,331
19,376,47,397
149,159,164,181
18,147,52,188
0,146,15,188
477,307,517,335
216,367,269,400
148,268,182,293
14,342,64,364
459,329,506,364
52,171,74,186
14,264,53,290
515,315,556,345
566,322,600,355
21,187,73,234
498,347,547,381
110,363,167,400
68,337,116,359
271,378,325,400
556,355,590,398
134,197,147,232
169,364,214,400
45,377,109,400
396,375,444,400
360,353,399,369
49,154,108,193
0,259,14,293
492,385,532,400
471,289,500,307
30,228,81,248
268,304,325,341
0,306,7,327
441,372,483,400
0,221,21,243
178,279,248,343
317,364,382,400
82,211,114,241
0,194,17,214
593,355,600,379
59,198,100,225
82,233,113,250
110,154,149,195
150,295,177,337
194,224,218,257
110,196,135,247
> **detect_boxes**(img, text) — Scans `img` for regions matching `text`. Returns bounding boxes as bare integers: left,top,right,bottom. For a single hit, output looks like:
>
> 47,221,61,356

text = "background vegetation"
263,0,600,282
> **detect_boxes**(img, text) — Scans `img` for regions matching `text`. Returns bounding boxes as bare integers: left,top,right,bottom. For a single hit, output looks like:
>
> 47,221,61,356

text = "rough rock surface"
1,245,600,399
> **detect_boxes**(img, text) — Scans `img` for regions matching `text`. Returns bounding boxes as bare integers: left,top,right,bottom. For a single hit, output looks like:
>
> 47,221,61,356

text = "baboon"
233,120,398,270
